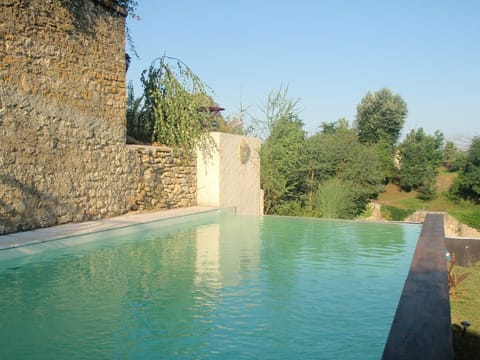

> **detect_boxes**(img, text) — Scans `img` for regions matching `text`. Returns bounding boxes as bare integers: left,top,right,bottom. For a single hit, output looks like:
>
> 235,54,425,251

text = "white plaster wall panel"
196,132,221,207
197,132,263,216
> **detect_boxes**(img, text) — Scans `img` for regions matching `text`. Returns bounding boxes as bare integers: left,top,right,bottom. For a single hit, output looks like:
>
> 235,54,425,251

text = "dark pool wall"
0,0,196,235
446,238,480,267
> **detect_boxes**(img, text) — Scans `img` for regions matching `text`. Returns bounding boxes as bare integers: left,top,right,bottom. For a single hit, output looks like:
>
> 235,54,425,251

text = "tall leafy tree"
355,88,408,150
258,88,306,215
397,128,444,199
320,117,349,135
443,140,466,172
451,137,480,203
305,125,358,185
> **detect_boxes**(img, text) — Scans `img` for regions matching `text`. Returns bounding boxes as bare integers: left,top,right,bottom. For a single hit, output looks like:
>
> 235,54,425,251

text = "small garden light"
461,320,471,336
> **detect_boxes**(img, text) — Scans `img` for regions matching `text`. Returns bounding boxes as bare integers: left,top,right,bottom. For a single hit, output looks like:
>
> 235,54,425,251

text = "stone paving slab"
0,206,218,250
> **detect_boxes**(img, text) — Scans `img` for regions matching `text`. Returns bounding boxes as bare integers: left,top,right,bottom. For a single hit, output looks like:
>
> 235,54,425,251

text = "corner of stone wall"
127,145,197,212
444,213,480,238
93,0,127,17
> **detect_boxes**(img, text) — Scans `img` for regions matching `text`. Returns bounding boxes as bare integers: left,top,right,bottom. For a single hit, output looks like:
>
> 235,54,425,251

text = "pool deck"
0,206,218,250
382,213,454,360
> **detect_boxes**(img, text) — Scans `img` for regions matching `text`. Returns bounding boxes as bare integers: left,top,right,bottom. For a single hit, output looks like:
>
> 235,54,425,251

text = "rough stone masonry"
0,0,196,234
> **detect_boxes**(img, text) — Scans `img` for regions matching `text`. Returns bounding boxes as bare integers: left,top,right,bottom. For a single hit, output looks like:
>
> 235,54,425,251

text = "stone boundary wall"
129,146,196,212
0,0,196,235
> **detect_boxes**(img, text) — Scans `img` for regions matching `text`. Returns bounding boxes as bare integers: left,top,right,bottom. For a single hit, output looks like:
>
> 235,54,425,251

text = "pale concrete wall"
197,139,221,208
197,132,263,216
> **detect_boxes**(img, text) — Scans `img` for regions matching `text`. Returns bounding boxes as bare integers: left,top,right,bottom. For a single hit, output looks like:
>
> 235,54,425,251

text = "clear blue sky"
126,0,480,144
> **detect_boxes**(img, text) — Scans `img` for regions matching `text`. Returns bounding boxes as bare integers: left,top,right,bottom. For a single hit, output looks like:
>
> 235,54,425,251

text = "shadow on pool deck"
382,213,454,360
0,206,218,250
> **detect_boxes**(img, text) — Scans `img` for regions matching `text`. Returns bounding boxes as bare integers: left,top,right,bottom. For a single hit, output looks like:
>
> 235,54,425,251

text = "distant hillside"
371,171,480,233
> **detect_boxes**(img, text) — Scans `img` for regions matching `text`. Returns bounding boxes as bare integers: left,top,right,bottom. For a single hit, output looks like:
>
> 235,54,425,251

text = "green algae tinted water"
0,214,420,359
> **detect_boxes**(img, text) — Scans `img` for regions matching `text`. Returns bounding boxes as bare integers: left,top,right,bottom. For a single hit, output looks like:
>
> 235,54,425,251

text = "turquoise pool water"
0,213,420,359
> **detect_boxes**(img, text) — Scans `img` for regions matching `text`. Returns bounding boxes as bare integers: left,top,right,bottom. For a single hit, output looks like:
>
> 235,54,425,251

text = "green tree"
343,142,386,210
397,128,444,199
320,118,349,135
248,86,300,140
372,139,397,183
416,167,437,201
451,137,480,203
304,125,357,207
305,124,384,217
258,88,306,215
137,56,216,151
355,88,408,150
443,140,466,172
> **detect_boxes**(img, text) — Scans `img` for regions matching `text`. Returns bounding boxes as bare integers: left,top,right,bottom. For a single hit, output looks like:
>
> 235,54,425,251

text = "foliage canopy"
397,128,444,200
127,56,218,151
259,87,306,215
451,137,480,203
355,88,408,150
305,125,385,217
443,140,466,172
256,93,385,218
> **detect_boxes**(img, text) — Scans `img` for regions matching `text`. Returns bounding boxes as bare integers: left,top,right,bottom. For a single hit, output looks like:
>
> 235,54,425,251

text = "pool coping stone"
0,206,219,250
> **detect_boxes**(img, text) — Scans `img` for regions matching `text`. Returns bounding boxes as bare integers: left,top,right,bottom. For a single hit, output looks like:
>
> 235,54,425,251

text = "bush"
381,205,416,221
450,137,480,203
314,178,356,219
416,176,437,201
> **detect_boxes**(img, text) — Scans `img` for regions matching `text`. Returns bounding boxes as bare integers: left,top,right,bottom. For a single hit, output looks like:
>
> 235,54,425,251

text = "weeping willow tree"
133,56,217,151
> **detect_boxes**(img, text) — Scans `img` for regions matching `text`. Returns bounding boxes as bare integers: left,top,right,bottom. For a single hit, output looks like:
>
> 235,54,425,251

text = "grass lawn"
377,171,457,211
450,261,480,359
376,171,480,230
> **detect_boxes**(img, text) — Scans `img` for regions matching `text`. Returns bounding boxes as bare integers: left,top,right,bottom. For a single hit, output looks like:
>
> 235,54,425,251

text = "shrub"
381,205,416,221
416,175,437,201
314,178,355,219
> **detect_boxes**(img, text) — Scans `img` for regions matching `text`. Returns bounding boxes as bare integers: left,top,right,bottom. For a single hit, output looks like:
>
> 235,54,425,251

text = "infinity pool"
0,213,420,359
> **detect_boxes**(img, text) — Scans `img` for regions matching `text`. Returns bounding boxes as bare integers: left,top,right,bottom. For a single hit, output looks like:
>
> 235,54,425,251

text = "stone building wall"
130,146,197,212
0,0,196,235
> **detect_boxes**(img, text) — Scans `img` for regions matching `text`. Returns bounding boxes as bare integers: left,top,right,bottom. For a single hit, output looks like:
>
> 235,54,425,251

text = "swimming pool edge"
0,206,232,251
